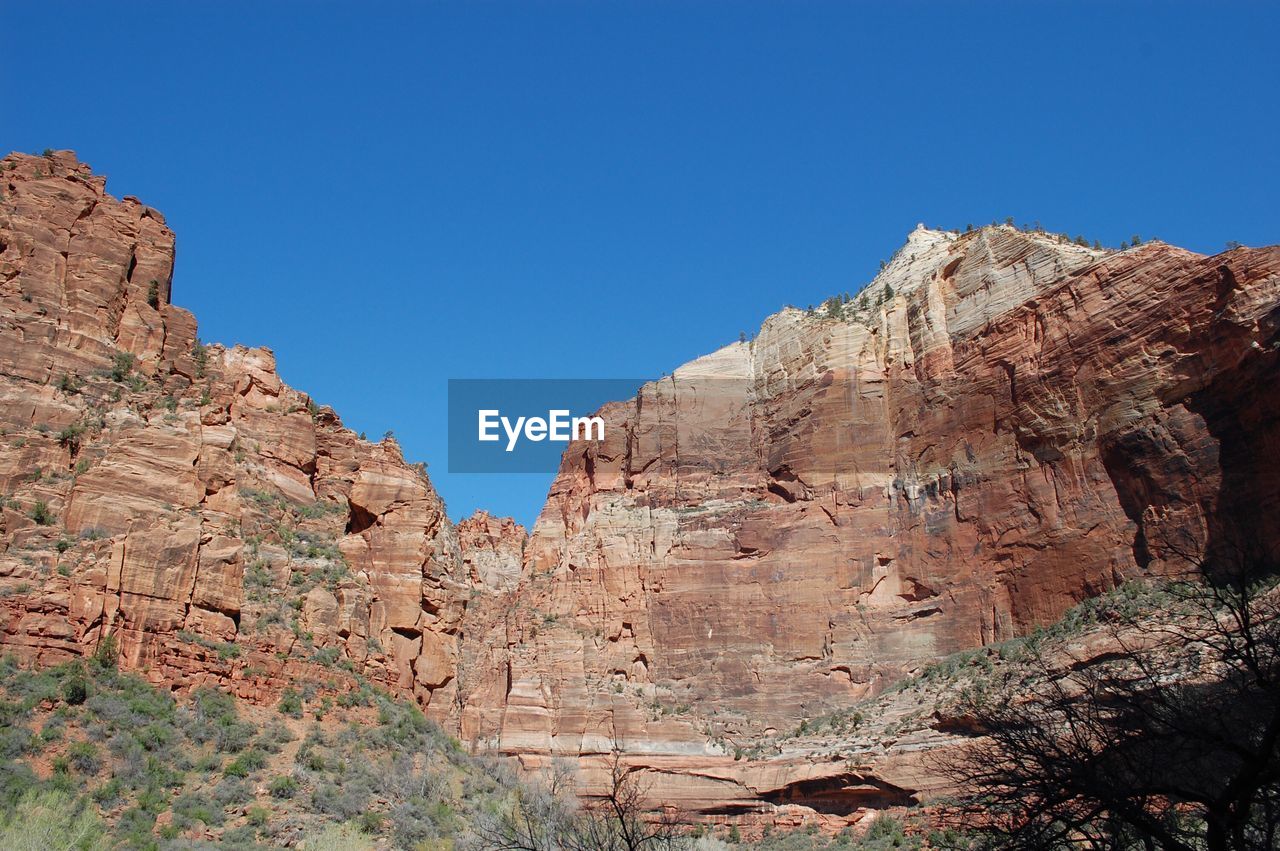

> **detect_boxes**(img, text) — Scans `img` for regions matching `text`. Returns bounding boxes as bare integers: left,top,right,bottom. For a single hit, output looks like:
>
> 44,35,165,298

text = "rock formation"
2,153,1278,822
456,510,526,592
0,151,471,712
452,224,1280,813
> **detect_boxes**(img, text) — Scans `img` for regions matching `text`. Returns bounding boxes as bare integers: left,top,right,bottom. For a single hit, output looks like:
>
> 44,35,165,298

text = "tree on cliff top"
938,536,1280,851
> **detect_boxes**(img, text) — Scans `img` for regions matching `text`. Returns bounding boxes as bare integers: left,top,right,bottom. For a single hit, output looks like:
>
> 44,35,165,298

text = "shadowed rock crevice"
345,502,377,535
760,773,916,815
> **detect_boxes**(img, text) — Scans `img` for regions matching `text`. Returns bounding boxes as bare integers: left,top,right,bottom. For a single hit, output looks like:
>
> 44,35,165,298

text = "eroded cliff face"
3,153,1278,823
453,224,1280,813
457,510,526,592
0,151,475,714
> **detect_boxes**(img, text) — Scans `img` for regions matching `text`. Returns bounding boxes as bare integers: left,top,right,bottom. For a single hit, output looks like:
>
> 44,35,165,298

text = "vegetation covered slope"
3,552,1275,850
0,649,944,850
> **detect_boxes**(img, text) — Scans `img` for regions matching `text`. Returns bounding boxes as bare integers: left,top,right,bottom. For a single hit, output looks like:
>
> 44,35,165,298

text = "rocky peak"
1,150,192,386
3,152,1279,822
865,223,958,296
456,219,1280,812
0,152,487,721
692,224,1112,392
456,510,526,591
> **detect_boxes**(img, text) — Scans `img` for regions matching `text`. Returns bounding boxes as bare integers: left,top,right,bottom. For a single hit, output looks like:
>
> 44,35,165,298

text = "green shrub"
55,373,81,395
112,806,156,848
304,823,375,851
211,777,252,808
109,352,135,383
191,685,237,722
60,673,88,706
90,778,122,807
259,719,295,750
268,774,298,798
193,752,221,773
222,758,250,779
172,790,222,826
356,810,384,833
0,760,38,808
278,688,303,718
1,726,39,757
222,747,266,779
866,814,905,843
215,719,255,754
91,635,118,670
191,341,208,378
29,501,54,526
67,741,100,774
56,423,85,450
133,722,172,752
38,712,65,740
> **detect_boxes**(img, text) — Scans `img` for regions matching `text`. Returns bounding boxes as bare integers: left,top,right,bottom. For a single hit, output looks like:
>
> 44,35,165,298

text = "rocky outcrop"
0,151,475,714
3,153,1278,823
452,224,1280,813
457,510,526,592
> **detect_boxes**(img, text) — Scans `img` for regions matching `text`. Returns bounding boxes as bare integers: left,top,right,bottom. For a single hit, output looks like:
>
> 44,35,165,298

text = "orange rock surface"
2,153,1278,818
0,151,468,713
452,225,1280,811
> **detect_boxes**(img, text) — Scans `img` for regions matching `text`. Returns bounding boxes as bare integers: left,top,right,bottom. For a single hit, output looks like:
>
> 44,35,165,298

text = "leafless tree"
936,534,1280,851
477,750,689,851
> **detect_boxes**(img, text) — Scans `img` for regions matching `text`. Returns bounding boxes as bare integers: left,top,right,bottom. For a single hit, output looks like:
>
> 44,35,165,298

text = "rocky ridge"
450,221,1280,814
0,150,503,719
2,152,1278,824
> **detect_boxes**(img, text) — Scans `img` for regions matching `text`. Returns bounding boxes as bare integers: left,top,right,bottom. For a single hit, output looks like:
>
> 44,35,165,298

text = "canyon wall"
2,152,1278,820
0,150,484,713
453,224,1280,812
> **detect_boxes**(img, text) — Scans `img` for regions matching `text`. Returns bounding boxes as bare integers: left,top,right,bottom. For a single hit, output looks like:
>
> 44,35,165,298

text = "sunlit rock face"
455,223,1280,811
456,510,526,592
0,151,473,712
3,153,1278,818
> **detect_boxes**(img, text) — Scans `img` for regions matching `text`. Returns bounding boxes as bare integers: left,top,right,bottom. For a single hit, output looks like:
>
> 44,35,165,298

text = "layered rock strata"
453,224,1280,813
0,151,472,713
3,152,1278,820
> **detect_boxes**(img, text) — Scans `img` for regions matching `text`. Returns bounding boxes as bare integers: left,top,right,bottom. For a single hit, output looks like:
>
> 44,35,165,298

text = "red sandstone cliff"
457,510,526,592
452,224,1280,813
0,151,474,712
2,153,1278,822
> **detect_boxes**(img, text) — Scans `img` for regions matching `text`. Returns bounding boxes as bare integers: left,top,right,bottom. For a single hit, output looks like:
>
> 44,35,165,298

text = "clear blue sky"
5,2,1277,529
